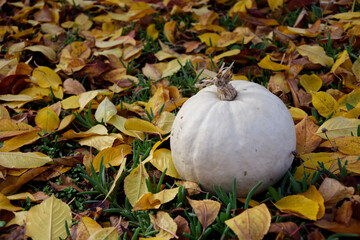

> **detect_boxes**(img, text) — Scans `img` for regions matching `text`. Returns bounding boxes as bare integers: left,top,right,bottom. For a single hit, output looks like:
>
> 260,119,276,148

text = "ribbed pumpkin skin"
170,80,296,197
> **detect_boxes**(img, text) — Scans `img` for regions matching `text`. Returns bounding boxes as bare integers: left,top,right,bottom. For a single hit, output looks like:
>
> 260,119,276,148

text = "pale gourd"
170,65,296,197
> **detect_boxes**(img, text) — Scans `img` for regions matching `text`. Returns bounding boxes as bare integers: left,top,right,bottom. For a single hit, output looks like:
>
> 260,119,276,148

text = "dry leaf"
318,178,354,208
225,204,271,240
295,115,322,154
149,211,178,240
124,162,149,206
187,198,221,229
26,195,72,240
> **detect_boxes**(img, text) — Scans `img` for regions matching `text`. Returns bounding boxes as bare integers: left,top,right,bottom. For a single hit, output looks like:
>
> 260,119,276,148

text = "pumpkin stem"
215,63,237,101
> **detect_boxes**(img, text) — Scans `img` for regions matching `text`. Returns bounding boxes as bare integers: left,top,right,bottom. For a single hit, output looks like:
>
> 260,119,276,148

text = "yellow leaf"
146,86,166,117
0,94,37,102
57,114,75,131
297,45,334,67
299,74,323,93
133,188,179,211
93,144,132,172
318,178,354,208
88,227,118,240
331,50,350,73
108,115,145,139
337,88,360,108
213,49,241,62
7,192,35,201
0,119,34,139
0,152,52,168
76,217,102,239
0,192,23,211
299,185,325,219
268,0,283,11
78,135,118,151
316,116,360,139
225,204,271,240
147,24,159,40
311,91,337,118
293,152,337,181
164,20,176,44
124,162,149,206
0,130,41,152
274,195,319,220
24,45,57,61
352,56,360,81
63,124,108,139
187,198,221,229
78,90,100,109
161,56,192,78
150,211,178,240
150,149,181,179
288,107,307,121
152,111,175,135
104,158,127,201
331,12,360,19
257,55,290,71
124,118,164,135
229,0,253,17
35,107,60,132
26,195,72,240
198,33,220,46
32,66,62,90
94,97,117,123
0,104,10,119
325,136,360,155
6,211,27,227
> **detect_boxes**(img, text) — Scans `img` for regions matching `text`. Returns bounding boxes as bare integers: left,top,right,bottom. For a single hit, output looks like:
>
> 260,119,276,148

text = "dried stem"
196,63,237,101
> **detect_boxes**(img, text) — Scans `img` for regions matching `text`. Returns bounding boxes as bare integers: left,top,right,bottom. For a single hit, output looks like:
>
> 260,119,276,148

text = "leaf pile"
1,0,360,239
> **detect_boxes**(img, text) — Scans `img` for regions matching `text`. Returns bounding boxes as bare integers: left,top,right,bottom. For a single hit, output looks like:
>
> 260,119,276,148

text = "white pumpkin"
170,66,296,197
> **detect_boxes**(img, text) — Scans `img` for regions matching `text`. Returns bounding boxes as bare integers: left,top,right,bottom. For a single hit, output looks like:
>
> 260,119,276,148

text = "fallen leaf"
0,152,52,168
299,74,323,93
35,106,60,132
274,195,319,220
92,144,132,172
150,149,181,179
124,162,149,206
26,195,72,240
295,115,322,154
150,211,178,240
132,188,179,211
225,204,271,240
0,193,23,211
297,45,334,67
187,198,221,229
32,66,62,90
94,97,117,123
258,55,290,71
316,117,360,139
311,91,338,118
318,178,354,208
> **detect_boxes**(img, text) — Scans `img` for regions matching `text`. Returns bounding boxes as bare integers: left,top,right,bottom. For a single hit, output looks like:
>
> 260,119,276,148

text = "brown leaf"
307,228,326,240
295,115,322,154
315,218,360,235
63,78,86,95
0,167,49,195
335,201,353,225
268,222,300,240
319,178,355,208
187,197,221,229
109,216,129,237
174,215,191,240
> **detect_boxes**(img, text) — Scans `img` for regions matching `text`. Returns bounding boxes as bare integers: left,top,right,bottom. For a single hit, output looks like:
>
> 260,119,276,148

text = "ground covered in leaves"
1,0,360,239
